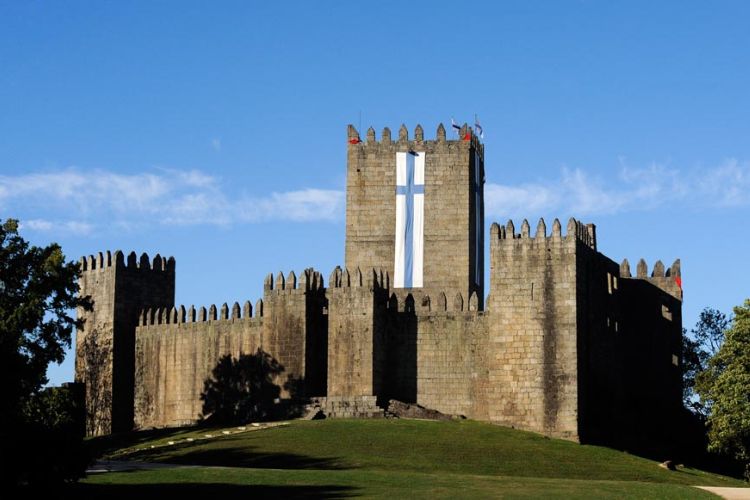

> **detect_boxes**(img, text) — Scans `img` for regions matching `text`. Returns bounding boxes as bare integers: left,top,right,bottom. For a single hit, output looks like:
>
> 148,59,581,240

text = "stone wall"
76,254,116,436
135,308,264,428
569,235,621,444
134,268,326,429
344,124,484,306
598,258,683,452
79,246,684,445
326,267,388,398
487,219,584,440
262,270,327,397
76,251,174,435
413,309,490,419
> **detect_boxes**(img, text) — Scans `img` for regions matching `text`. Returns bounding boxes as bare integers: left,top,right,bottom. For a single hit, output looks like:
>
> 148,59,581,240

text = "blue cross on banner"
394,151,425,288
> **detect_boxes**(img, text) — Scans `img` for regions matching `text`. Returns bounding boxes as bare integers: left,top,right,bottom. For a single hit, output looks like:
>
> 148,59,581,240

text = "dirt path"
696,487,750,499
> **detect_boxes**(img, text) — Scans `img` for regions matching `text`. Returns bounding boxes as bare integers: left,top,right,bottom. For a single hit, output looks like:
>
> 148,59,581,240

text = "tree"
21,385,90,484
0,218,91,485
696,299,750,480
681,307,728,416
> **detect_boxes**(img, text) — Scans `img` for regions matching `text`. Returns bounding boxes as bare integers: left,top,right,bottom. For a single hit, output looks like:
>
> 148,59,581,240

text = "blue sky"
1,1,748,385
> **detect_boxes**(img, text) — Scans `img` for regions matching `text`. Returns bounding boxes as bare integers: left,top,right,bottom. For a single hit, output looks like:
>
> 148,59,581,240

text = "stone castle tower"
77,123,684,452
345,123,484,307
75,252,174,435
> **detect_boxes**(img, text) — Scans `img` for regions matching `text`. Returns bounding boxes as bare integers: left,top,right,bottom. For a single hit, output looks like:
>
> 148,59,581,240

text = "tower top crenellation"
347,123,484,154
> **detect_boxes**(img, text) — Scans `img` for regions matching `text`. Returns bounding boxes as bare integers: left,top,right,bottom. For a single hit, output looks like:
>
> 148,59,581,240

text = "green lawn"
76,419,746,498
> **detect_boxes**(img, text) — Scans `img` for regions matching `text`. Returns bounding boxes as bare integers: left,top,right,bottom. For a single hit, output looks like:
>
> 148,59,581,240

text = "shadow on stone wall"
79,329,113,436
382,293,418,405
577,272,686,463
200,349,306,425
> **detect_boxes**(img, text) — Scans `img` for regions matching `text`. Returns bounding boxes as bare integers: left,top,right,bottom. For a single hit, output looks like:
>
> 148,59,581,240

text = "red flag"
348,138,361,144
463,133,471,141
675,276,682,289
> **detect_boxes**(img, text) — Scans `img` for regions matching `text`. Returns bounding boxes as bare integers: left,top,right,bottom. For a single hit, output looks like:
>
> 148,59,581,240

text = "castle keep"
76,123,683,448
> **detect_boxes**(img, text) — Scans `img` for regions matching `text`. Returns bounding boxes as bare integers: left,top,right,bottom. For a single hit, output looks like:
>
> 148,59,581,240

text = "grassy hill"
76,419,746,498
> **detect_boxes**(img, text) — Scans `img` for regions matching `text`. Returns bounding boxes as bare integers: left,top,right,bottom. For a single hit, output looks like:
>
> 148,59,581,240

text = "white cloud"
238,189,345,223
696,159,750,207
485,159,750,219
19,218,93,235
22,219,53,231
0,167,345,234
63,221,94,235
3,159,748,235
485,183,560,217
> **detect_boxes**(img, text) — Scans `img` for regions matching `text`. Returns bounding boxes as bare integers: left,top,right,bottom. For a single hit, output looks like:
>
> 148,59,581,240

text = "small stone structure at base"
307,396,384,419
386,400,454,421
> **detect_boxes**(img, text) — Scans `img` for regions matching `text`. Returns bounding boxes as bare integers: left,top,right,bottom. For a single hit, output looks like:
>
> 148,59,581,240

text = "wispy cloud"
485,159,750,218
211,138,222,152
0,167,344,235
18,219,94,235
22,219,53,231
3,159,747,235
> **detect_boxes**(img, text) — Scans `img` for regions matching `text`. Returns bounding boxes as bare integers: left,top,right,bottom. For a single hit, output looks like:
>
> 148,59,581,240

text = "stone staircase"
305,395,384,419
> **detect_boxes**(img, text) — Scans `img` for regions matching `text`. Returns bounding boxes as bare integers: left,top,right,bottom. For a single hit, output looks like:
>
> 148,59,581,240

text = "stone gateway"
76,123,683,452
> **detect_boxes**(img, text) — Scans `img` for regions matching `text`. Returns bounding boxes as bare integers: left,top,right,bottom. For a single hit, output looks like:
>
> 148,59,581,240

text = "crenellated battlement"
137,297,264,328
323,264,482,316
619,258,681,280
326,266,391,290
490,217,596,249
384,288,481,314
263,268,325,293
619,257,682,300
79,250,175,273
347,124,484,158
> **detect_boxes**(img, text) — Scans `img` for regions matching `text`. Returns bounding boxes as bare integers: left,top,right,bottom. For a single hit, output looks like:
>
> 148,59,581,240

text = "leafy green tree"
696,299,750,480
21,385,90,485
681,307,728,416
0,218,91,485
24,384,85,433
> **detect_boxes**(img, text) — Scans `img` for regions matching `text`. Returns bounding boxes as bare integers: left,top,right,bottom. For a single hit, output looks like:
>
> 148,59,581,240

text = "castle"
76,123,684,449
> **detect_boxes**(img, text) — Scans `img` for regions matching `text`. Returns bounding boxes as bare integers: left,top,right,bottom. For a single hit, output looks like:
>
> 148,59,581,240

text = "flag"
348,137,361,144
394,151,425,288
474,115,484,139
451,117,461,133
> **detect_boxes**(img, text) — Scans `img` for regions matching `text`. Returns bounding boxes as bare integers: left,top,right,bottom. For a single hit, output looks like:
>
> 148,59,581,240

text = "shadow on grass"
64,482,357,499
124,439,351,470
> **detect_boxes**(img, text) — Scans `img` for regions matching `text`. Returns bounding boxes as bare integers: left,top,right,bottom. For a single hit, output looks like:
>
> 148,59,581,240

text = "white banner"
394,151,425,288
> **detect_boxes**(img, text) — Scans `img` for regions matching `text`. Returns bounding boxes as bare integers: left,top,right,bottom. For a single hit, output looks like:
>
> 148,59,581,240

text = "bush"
2,385,89,487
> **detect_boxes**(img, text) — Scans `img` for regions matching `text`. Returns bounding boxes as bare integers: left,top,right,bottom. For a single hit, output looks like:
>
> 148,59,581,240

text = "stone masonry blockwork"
77,123,683,452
